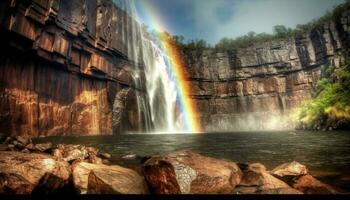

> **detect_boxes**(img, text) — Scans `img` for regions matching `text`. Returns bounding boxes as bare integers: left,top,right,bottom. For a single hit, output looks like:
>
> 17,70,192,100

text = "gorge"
0,0,350,195
1,0,350,137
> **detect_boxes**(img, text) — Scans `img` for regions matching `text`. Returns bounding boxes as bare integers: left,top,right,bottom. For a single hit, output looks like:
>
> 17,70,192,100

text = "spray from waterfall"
114,0,202,134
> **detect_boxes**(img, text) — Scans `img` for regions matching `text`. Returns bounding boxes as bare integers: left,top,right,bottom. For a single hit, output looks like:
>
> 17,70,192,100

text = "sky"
134,0,345,45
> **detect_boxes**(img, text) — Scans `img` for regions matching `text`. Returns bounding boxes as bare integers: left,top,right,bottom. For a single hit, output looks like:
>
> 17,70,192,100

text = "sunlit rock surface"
234,163,303,194
0,0,147,137
183,13,350,131
142,150,243,194
73,162,148,194
0,151,70,194
292,174,338,194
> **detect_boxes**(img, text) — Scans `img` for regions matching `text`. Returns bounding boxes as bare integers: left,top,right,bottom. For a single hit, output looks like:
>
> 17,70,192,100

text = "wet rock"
87,165,148,194
3,137,12,145
12,140,18,146
0,173,34,194
102,159,111,165
26,143,35,151
122,154,137,160
87,155,103,165
15,136,31,146
34,143,53,152
7,144,15,151
255,187,303,194
271,161,308,183
73,162,148,194
21,149,30,154
98,152,111,160
52,149,63,159
86,147,99,156
292,175,338,194
64,149,88,163
0,144,7,151
234,163,302,194
142,150,242,194
0,151,70,194
272,161,308,177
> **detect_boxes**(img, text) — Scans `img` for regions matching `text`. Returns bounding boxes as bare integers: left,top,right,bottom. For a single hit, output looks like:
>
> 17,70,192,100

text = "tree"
273,25,288,38
172,35,185,45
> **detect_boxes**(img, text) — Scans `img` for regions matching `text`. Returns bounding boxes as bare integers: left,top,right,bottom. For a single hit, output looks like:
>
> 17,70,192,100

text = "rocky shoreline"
0,136,341,195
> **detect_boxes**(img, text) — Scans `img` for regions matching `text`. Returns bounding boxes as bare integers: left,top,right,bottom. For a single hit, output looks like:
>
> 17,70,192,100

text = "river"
35,131,350,192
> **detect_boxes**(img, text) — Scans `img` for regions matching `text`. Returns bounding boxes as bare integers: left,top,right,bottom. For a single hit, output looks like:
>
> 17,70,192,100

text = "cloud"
191,0,345,44
134,0,345,44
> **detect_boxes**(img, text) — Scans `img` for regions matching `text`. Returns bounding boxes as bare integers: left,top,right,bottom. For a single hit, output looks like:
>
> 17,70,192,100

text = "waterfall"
116,0,183,133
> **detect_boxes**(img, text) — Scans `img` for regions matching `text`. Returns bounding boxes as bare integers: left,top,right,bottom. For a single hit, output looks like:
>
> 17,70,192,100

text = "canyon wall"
0,0,148,137
184,12,350,131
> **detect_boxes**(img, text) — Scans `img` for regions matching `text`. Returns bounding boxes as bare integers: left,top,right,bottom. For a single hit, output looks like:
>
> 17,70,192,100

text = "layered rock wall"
0,0,146,137
184,12,350,131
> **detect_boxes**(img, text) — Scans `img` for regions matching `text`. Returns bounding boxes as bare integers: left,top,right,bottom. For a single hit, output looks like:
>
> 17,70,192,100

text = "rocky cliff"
0,0,148,137
184,12,350,131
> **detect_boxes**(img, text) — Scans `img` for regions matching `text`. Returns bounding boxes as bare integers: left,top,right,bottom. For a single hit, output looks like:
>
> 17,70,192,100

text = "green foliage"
171,36,211,50
299,58,350,128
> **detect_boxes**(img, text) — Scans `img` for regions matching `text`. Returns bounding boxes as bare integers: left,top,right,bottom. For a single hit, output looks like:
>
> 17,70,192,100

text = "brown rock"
86,147,99,156
34,143,53,152
0,144,7,151
87,165,148,194
256,187,303,194
3,137,12,145
73,162,148,194
52,149,63,159
0,151,70,194
292,175,338,194
64,148,88,162
142,150,243,194
21,149,30,154
88,155,103,165
15,136,30,146
98,152,111,160
271,161,308,177
271,161,308,184
7,144,15,151
234,163,302,194
26,143,35,151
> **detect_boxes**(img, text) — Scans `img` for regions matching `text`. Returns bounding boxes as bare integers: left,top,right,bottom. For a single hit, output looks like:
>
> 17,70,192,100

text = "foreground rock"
271,161,338,194
292,175,338,194
52,144,110,165
0,151,70,194
234,163,302,194
1,138,111,166
142,150,243,194
73,162,148,194
271,161,308,183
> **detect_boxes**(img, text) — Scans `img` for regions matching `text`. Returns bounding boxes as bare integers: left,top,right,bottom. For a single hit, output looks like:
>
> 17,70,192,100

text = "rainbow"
136,1,202,133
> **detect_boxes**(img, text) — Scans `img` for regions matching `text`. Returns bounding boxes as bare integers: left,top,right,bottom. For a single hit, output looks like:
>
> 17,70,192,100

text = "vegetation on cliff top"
170,1,350,50
297,53,350,130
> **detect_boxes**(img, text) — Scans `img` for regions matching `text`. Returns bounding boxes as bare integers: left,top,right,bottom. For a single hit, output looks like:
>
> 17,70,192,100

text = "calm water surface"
36,131,350,191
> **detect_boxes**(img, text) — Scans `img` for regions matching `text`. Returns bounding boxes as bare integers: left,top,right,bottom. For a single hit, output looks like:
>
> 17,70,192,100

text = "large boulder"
73,162,148,194
270,161,337,194
0,151,71,194
271,161,308,182
234,163,303,194
142,150,243,194
292,175,338,194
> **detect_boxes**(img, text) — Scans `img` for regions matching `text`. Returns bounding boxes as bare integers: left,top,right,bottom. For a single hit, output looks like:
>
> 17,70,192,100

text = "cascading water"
114,0,186,133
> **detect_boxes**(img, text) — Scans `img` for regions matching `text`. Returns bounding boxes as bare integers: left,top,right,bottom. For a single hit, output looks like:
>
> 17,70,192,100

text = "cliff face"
184,13,350,131
0,0,147,137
